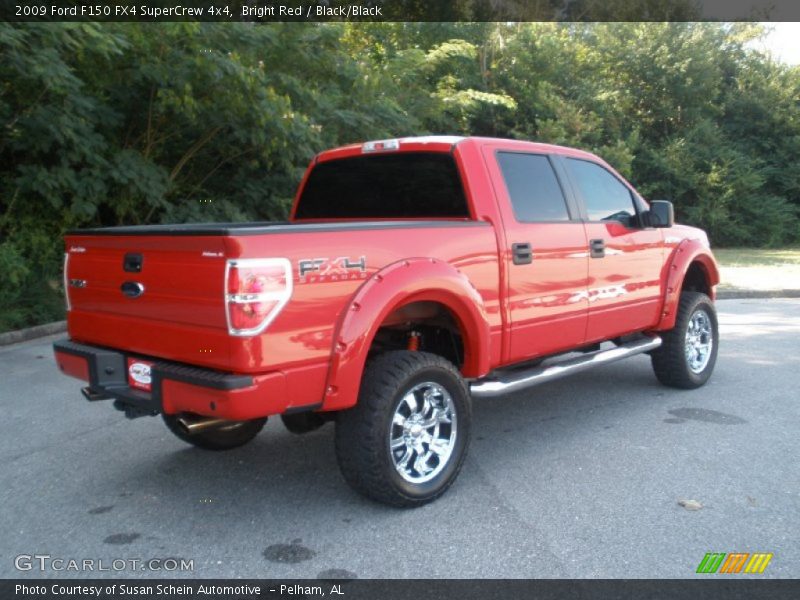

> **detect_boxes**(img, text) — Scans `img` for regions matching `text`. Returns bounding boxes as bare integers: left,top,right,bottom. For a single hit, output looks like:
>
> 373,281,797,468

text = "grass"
714,248,800,267
714,248,800,291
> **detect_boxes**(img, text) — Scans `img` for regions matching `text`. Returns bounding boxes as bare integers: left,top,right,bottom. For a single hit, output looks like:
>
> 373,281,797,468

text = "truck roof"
316,135,600,163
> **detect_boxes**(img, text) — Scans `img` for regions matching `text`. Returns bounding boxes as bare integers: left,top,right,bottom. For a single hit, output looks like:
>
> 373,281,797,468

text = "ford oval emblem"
121,281,145,298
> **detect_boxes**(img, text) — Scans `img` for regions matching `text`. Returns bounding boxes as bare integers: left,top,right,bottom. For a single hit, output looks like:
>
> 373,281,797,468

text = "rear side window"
496,152,570,222
565,158,637,225
295,153,469,219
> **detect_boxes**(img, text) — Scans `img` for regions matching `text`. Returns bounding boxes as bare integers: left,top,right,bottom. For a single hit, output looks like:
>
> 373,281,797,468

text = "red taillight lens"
225,259,292,336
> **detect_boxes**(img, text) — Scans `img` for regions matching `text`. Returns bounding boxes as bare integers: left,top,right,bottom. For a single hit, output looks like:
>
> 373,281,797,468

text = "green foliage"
1,22,800,331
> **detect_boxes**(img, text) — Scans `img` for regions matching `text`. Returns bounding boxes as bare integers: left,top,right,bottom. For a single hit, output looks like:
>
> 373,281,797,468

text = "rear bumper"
53,339,293,420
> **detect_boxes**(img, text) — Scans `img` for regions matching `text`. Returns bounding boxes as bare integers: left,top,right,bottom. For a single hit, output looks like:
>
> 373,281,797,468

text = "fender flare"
655,239,720,331
321,258,491,411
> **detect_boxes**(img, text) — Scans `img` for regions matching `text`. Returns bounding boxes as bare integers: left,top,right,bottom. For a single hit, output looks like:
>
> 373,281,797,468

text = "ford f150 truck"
53,136,719,506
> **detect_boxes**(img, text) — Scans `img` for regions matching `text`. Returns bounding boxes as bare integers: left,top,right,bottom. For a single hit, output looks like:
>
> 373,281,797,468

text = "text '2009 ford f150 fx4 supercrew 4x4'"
54,136,719,506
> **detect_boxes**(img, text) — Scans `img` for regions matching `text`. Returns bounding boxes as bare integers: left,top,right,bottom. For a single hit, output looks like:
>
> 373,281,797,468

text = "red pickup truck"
54,136,719,506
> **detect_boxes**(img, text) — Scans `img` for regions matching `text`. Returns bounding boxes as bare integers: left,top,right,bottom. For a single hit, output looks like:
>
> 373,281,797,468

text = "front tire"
651,291,718,389
162,414,267,451
335,351,471,507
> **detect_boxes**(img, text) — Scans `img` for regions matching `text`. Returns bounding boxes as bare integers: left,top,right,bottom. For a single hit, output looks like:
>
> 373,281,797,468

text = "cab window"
565,158,638,226
496,152,571,222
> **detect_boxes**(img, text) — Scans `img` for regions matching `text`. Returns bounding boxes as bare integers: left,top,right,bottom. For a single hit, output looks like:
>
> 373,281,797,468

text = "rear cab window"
294,152,470,220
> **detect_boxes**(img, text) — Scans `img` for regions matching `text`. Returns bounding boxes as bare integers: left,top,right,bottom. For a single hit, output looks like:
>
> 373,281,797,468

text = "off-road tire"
651,291,718,389
335,351,471,508
162,414,267,450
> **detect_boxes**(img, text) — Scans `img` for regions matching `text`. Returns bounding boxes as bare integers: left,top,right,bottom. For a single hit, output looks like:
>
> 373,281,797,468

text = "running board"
470,336,662,399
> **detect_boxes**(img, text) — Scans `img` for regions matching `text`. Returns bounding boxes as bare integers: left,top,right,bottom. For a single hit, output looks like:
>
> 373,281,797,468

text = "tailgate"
64,234,230,367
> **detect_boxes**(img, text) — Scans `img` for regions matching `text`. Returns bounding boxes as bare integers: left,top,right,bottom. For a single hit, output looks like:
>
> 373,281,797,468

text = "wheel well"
682,261,711,296
369,301,465,370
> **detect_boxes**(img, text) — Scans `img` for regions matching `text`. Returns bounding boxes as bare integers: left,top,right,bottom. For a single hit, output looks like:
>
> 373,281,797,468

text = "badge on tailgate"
127,358,154,392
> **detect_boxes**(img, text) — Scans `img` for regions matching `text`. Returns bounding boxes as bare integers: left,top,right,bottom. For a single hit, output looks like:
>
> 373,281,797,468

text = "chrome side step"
470,336,662,399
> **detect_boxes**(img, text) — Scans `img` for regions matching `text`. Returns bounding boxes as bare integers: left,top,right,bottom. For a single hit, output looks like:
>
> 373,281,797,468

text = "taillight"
63,252,71,311
225,258,292,336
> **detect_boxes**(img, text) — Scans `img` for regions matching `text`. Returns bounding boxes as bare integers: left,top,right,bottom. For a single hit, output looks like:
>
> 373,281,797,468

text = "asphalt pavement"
1,298,798,579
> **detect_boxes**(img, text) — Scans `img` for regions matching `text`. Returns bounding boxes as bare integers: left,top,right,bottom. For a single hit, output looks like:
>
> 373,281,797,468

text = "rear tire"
335,351,471,507
281,412,327,435
651,291,718,389
162,414,267,450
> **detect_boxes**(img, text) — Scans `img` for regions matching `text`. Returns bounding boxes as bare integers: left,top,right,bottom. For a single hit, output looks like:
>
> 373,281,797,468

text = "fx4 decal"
298,256,367,282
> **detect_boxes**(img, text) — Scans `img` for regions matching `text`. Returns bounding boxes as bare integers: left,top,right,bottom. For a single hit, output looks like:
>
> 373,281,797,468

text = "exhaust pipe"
176,415,241,435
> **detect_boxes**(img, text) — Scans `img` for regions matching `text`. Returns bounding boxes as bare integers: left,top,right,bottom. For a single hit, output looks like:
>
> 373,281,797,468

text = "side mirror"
647,200,674,228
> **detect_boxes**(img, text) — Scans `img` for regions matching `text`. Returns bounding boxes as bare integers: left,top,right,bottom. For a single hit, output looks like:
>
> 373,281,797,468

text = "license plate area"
127,357,155,392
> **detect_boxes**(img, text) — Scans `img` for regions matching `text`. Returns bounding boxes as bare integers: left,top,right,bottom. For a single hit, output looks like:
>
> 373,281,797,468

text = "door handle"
512,242,533,265
590,238,605,258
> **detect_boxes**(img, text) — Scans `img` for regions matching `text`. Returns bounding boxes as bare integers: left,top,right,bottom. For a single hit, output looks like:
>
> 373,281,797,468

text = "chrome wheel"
389,381,457,484
685,309,713,374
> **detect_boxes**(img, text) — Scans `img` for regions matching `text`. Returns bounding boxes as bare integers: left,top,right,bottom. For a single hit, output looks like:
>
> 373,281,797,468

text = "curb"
716,289,800,300
0,321,67,347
